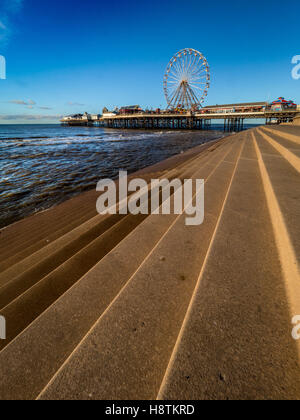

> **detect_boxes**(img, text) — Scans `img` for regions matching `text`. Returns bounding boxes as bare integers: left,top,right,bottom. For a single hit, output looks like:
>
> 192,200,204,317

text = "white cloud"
8,100,28,105
8,99,37,106
0,113,62,121
7,99,54,113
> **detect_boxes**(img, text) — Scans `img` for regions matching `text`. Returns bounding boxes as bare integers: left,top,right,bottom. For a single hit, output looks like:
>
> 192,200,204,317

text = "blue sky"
0,0,299,123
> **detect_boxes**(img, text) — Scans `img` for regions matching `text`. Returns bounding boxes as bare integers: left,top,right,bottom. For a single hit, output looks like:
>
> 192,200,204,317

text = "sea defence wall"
0,126,299,400
293,116,300,125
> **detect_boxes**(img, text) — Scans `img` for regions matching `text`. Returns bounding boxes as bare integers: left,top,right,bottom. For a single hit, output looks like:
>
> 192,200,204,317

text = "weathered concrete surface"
0,128,299,400
262,125,300,144
38,141,243,400
0,136,235,399
0,139,221,263
293,117,300,126
0,140,233,353
158,134,300,400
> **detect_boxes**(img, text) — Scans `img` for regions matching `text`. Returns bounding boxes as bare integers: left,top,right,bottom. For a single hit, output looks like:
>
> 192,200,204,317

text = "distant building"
102,107,118,118
119,105,143,115
268,97,297,112
82,112,92,121
203,102,268,114
61,114,84,122
60,112,93,122
60,112,94,125
102,112,117,118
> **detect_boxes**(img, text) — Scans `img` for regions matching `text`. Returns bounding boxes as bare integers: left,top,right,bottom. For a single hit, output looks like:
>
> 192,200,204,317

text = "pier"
99,109,299,130
61,103,300,131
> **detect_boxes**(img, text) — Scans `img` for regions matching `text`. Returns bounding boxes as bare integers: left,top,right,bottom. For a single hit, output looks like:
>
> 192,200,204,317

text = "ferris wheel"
163,48,210,110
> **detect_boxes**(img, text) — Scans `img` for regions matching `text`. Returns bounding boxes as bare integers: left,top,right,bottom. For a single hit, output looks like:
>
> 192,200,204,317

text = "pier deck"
0,126,299,400
62,110,300,129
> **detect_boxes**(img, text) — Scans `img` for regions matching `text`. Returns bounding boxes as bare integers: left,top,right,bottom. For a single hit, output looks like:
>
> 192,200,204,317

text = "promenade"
0,125,299,400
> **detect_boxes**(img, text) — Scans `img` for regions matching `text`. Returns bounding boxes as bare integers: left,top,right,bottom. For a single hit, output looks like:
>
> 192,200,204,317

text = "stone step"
0,139,230,285
260,127,300,155
0,138,237,400
0,212,114,289
0,213,149,352
0,213,127,305
0,209,98,274
0,139,234,353
257,128,300,172
253,129,300,260
0,140,220,264
37,138,243,400
0,192,98,259
0,158,187,261
0,137,221,253
261,126,300,145
158,133,300,400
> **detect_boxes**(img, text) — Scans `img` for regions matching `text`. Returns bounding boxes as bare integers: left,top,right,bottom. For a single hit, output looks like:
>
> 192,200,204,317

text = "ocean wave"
0,136,51,141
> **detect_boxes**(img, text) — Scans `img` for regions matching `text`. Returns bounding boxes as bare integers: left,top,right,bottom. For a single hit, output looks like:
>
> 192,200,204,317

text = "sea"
0,123,256,229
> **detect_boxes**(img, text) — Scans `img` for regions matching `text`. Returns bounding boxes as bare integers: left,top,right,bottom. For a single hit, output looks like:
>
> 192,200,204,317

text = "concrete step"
0,211,118,287
0,168,175,266
0,209,98,274
36,138,243,400
257,128,300,172
253,129,300,260
259,127,300,155
261,126,300,145
0,137,219,254
0,213,149,353
253,130,300,323
0,192,98,259
0,176,163,261
0,140,219,265
0,173,152,263
158,134,300,400
0,139,230,285
0,138,237,400
0,213,126,304
0,139,234,352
